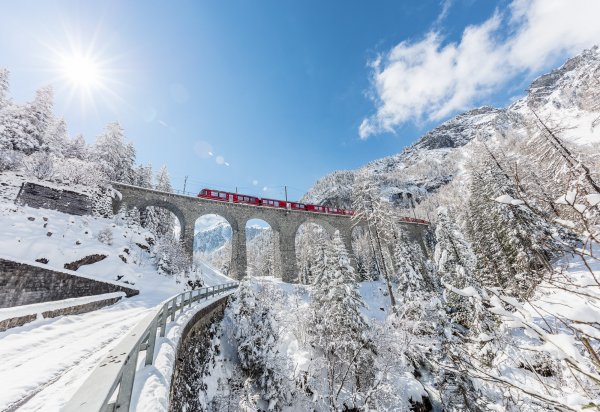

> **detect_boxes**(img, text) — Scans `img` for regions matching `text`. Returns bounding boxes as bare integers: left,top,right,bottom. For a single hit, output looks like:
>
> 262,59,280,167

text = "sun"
60,54,101,89
42,28,124,114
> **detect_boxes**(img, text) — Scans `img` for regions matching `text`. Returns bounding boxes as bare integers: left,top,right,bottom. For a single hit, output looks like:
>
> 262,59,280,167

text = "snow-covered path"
0,300,152,412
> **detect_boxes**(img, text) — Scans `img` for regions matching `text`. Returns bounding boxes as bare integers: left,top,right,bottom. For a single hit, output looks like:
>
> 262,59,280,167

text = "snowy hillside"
303,47,600,210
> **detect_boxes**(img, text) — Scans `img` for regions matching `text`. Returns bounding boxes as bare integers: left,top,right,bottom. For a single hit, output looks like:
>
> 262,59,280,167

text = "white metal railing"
62,282,238,412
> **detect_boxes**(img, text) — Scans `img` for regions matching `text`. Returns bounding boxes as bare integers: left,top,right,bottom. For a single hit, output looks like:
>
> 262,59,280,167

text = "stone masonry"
112,182,428,283
16,182,92,215
0,257,139,308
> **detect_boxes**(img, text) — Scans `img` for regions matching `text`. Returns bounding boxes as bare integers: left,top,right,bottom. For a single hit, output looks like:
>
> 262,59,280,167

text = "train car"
198,189,260,206
260,198,287,209
290,202,307,211
306,204,327,213
325,207,345,215
198,188,233,202
234,193,260,206
343,209,355,216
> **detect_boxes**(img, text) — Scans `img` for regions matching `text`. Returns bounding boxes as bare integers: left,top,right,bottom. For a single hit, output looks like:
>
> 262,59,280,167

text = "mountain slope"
303,47,600,210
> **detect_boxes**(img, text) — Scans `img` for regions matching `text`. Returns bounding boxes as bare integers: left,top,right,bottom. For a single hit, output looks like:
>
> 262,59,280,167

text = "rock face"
64,254,108,271
16,182,92,216
0,257,138,308
303,47,600,208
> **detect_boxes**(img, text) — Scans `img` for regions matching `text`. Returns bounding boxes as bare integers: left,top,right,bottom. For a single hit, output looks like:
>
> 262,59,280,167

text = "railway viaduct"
111,182,427,282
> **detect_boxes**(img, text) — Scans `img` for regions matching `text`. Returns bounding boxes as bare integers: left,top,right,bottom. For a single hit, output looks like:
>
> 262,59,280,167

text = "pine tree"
231,283,288,410
64,134,88,160
309,231,374,410
352,172,397,306
133,163,153,188
92,121,135,183
434,207,479,327
153,165,175,238
29,86,55,148
296,223,328,284
42,117,68,155
393,227,427,295
0,68,10,112
466,147,562,299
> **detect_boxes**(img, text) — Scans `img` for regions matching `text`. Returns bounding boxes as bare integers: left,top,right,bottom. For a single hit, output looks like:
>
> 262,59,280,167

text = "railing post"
188,290,193,307
170,297,177,321
114,349,138,411
145,317,158,366
159,305,168,337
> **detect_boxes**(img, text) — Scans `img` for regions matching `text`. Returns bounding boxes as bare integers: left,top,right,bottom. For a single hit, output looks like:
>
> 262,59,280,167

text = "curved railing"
63,282,238,412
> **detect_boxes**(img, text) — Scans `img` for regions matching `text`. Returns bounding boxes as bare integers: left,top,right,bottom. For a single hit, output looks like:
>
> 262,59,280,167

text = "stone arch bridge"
111,182,427,282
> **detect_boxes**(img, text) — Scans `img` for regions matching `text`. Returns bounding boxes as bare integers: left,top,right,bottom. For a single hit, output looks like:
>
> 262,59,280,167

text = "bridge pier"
230,226,247,280
182,222,196,259
271,231,283,279
279,233,297,283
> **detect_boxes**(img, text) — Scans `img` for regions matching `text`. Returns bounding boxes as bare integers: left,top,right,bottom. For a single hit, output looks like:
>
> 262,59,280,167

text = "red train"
197,188,355,216
197,188,430,224
398,217,429,225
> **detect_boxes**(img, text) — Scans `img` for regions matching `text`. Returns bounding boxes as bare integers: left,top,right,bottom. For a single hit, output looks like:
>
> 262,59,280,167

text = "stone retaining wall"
16,182,92,215
169,296,231,411
0,257,138,308
0,295,123,332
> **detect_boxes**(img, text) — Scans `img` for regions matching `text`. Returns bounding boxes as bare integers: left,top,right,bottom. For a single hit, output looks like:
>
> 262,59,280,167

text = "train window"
211,191,218,196
219,192,226,198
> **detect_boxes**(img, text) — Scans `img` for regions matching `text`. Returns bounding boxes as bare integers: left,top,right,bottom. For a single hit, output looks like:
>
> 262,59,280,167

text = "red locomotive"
197,188,355,216
197,188,428,224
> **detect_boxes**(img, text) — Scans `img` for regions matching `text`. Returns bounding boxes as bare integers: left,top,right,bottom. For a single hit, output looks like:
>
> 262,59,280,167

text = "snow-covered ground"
0,300,151,411
0,172,233,411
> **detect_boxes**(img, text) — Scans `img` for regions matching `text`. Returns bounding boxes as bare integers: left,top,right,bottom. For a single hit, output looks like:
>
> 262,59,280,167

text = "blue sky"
1,0,598,201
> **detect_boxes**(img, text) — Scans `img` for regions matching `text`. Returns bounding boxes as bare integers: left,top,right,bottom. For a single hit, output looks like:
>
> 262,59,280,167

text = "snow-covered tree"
24,151,54,180
142,165,176,239
296,223,328,284
308,231,375,410
42,117,68,155
91,121,135,183
352,172,397,306
64,134,88,160
230,282,289,410
0,68,10,112
393,228,428,294
133,163,153,188
153,235,189,276
433,207,482,328
54,157,101,186
466,146,562,298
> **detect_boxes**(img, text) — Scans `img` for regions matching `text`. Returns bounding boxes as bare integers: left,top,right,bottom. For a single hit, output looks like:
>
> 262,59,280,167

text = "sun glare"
43,28,124,114
61,54,101,88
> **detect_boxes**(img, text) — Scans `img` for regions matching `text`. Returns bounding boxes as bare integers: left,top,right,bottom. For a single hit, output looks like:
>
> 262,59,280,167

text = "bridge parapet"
62,282,238,412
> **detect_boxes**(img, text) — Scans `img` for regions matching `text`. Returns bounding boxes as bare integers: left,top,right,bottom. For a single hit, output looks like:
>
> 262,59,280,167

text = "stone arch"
136,199,188,240
244,218,278,278
193,213,235,278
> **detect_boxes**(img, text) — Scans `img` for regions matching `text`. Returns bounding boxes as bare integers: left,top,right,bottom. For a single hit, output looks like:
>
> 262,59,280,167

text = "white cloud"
359,0,600,139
